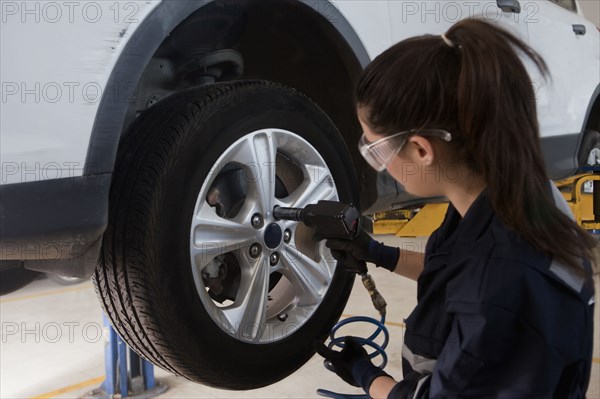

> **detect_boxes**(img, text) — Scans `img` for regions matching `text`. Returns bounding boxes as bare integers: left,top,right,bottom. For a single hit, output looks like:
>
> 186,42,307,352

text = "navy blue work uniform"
389,189,595,398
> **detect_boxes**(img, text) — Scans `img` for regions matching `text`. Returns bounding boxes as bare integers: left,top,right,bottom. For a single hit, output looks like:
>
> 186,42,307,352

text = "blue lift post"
85,315,168,399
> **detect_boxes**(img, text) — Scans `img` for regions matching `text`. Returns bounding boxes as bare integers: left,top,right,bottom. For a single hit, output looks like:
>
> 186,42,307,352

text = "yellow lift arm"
372,173,600,237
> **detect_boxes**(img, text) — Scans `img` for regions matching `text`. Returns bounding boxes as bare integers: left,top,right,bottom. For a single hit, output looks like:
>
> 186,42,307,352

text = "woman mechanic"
315,18,596,398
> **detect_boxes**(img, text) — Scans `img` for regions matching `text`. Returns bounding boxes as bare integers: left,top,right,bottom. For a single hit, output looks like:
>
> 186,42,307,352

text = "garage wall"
580,0,600,26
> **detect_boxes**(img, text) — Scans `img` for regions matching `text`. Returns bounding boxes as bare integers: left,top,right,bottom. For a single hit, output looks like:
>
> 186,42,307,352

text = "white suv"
1,0,598,388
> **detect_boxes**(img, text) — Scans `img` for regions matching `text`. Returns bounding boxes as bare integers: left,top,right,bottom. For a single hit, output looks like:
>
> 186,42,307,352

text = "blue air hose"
316,273,390,399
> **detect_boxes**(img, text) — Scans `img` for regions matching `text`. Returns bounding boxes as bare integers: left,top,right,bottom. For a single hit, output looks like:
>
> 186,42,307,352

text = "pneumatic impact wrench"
273,201,387,317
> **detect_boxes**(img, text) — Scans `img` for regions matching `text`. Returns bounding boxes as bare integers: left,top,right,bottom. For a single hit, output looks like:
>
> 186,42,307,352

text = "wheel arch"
84,0,378,211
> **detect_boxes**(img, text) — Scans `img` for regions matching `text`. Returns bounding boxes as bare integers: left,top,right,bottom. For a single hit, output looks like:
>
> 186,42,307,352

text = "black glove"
328,248,368,274
315,337,390,392
316,230,400,272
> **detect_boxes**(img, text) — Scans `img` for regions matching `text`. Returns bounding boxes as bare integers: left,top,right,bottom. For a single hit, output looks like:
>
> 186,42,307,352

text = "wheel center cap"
264,223,283,249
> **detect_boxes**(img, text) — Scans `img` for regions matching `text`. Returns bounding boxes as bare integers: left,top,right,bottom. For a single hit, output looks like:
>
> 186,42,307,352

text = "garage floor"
1,236,599,398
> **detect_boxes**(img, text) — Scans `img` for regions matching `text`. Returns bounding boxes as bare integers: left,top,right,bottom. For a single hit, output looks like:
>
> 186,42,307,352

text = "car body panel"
1,1,160,185
528,0,600,137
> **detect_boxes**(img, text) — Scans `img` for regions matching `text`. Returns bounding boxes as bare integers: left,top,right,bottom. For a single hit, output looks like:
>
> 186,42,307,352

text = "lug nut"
278,313,288,322
251,213,264,228
249,243,262,258
270,252,280,266
283,229,292,244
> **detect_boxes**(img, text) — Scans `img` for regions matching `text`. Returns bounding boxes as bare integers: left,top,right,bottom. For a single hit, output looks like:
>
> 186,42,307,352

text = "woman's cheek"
386,159,441,198
387,160,415,193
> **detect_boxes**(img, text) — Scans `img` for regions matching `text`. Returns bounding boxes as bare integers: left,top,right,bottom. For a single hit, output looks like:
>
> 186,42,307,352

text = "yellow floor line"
341,313,405,328
0,284,93,304
30,376,103,399
384,320,406,328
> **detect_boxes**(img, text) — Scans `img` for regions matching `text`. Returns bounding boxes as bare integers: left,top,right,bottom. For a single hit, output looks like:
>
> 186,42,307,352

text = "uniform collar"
440,188,495,246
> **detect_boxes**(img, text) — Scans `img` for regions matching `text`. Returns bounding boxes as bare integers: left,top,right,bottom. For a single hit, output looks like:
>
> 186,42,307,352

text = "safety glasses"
358,129,452,172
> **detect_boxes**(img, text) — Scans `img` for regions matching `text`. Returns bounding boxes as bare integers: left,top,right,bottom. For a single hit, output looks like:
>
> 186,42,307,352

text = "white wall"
580,0,600,26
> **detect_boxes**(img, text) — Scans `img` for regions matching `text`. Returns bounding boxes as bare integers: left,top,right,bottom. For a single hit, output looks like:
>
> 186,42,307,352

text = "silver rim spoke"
229,131,278,216
221,257,270,342
191,202,256,267
281,246,331,306
281,166,336,208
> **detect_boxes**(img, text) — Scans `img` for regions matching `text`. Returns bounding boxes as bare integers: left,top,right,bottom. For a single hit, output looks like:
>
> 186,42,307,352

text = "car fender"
84,0,371,176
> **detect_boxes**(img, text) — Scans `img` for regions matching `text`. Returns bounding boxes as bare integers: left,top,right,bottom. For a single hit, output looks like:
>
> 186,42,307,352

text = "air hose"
317,273,390,399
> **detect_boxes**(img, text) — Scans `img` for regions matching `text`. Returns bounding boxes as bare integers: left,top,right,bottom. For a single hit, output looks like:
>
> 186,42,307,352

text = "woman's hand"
315,230,400,272
314,337,391,392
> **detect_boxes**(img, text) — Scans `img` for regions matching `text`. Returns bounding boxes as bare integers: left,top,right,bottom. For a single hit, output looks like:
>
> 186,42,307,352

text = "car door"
526,0,600,137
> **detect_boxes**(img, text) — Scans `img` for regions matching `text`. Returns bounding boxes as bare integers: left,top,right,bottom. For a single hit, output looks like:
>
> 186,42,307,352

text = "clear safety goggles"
358,129,452,172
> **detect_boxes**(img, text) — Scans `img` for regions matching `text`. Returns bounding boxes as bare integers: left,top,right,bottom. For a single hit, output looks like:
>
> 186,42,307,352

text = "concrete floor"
1,236,599,398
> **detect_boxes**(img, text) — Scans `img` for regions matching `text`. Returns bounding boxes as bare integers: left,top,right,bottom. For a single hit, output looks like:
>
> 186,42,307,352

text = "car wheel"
578,129,600,168
93,81,358,389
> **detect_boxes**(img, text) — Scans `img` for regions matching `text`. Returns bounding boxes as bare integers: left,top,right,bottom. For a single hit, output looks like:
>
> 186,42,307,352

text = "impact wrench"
273,201,387,316
273,201,390,399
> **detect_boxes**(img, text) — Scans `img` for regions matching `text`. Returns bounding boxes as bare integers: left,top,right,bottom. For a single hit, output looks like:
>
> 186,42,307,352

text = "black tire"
93,81,358,389
578,129,600,168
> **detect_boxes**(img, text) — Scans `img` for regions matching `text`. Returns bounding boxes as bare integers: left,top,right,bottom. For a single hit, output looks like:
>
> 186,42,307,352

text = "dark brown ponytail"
356,19,596,275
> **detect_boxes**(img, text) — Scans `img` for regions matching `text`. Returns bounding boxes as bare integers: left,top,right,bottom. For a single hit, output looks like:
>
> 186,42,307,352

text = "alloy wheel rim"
189,129,339,343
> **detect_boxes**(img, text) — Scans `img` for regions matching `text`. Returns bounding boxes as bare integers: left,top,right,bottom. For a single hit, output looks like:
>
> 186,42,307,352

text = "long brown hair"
356,19,596,275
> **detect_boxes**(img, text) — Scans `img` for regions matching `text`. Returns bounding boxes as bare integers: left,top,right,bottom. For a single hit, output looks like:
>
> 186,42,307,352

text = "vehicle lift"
372,167,600,236
555,166,600,233
85,315,168,399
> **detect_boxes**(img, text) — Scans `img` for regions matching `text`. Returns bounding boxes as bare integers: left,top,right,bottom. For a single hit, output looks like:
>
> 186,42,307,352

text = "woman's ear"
406,136,436,166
